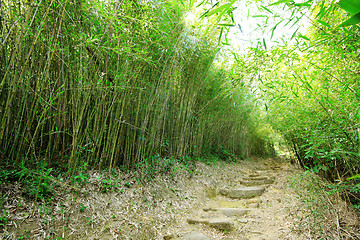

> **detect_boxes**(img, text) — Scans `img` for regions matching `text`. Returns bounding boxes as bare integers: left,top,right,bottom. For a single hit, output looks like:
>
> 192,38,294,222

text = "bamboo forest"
1,0,360,239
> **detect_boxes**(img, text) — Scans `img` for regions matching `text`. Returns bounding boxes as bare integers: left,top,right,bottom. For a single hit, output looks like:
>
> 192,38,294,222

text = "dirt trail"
165,158,302,240
3,157,358,239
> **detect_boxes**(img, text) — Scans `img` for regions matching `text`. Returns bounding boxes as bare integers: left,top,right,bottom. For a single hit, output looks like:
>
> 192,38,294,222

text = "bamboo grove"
0,0,272,172
231,0,360,206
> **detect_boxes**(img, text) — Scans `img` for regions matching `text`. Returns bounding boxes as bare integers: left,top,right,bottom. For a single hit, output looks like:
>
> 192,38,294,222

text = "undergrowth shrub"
0,193,7,231
0,162,56,202
71,163,90,186
0,209,8,230
136,156,195,181
289,171,359,239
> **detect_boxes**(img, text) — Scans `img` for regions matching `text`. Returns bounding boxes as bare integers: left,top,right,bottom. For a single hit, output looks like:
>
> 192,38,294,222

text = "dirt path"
164,158,303,240
2,157,358,239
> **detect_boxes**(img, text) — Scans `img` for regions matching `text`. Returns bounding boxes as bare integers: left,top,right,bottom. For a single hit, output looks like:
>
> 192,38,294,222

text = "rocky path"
160,159,305,240
172,171,277,240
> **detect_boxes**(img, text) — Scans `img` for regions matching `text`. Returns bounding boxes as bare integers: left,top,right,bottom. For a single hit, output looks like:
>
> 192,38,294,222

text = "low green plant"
0,161,56,201
136,155,182,181
124,181,131,188
0,193,6,209
0,168,21,183
71,163,89,186
86,217,93,225
328,180,360,213
79,203,87,213
0,209,8,228
24,167,55,201
101,179,120,193
19,229,31,239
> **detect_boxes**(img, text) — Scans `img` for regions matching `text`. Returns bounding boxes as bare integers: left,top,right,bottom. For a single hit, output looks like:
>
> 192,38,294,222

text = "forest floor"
1,157,359,240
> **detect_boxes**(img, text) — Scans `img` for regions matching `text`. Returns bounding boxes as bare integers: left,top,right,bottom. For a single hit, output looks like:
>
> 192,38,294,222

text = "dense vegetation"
0,0,271,175
231,0,360,209
1,0,360,238
1,0,359,215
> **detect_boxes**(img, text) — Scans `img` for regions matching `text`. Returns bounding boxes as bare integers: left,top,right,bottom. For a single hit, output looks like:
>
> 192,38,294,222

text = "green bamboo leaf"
252,15,268,18
290,27,300,40
298,33,310,41
347,173,360,180
290,16,301,28
338,12,360,27
300,75,312,90
268,0,294,7
315,3,324,18
232,52,239,62
316,19,331,27
263,38,267,50
338,0,360,15
202,3,232,18
200,9,211,18
218,27,224,44
238,23,243,32
270,25,277,40
294,1,311,7
265,83,273,88
196,0,207,8
261,6,273,14
292,90,299,97
217,23,235,27
270,20,283,40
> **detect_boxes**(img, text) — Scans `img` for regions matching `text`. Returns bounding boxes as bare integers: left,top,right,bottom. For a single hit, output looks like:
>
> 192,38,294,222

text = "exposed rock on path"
178,167,276,239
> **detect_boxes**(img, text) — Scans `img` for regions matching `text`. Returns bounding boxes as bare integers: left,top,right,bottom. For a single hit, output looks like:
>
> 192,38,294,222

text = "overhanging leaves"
338,12,360,27
338,0,360,15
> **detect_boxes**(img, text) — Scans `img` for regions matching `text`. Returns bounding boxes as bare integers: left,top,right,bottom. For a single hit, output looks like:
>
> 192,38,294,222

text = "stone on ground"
208,220,235,231
219,188,230,196
206,186,217,199
220,208,249,217
246,198,262,204
203,208,249,217
174,164,279,239
240,176,274,186
187,218,209,225
187,218,235,231
182,232,212,240
227,187,265,199
246,202,259,208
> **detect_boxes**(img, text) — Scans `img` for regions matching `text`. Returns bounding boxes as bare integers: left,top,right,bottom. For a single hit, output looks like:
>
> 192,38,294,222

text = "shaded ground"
1,157,359,239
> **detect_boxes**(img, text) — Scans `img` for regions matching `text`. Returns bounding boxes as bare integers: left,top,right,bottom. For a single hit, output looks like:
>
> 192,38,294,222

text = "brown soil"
1,157,359,239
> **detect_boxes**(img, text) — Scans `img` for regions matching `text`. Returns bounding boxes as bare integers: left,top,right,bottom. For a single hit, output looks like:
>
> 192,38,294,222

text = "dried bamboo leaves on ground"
1,157,359,239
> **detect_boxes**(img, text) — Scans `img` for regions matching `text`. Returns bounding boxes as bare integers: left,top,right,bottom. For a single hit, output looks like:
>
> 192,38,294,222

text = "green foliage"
338,0,360,27
0,210,8,229
79,203,87,213
348,174,360,180
136,156,182,180
71,163,90,186
237,0,360,206
202,144,235,161
0,0,268,175
0,162,56,201
101,178,121,193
